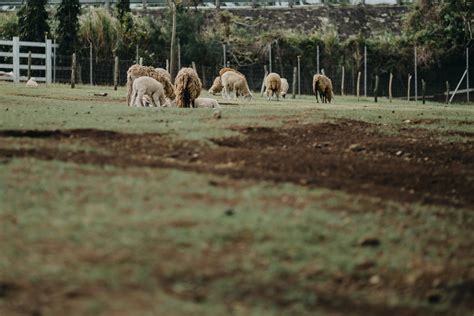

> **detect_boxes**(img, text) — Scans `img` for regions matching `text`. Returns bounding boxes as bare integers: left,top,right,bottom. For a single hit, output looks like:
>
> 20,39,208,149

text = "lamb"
280,78,289,99
130,76,166,107
174,67,202,108
264,72,282,101
208,76,223,95
194,97,221,109
221,71,252,100
313,74,334,103
126,64,175,106
219,67,244,77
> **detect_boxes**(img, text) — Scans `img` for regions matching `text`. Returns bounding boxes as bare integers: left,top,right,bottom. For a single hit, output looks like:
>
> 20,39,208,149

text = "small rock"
396,150,404,156
349,143,365,152
369,275,381,285
224,208,234,216
359,237,381,247
403,119,411,124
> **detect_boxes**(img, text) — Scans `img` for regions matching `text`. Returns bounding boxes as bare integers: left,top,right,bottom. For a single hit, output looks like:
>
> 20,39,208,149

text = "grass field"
0,82,473,315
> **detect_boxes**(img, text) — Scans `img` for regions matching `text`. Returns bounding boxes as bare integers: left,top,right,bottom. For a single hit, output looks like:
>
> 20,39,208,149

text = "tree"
17,0,50,42
56,0,81,56
167,0,178,81
116,0,131,24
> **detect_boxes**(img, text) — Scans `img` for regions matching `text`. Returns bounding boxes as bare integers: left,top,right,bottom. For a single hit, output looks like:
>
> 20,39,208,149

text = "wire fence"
48,52,471,103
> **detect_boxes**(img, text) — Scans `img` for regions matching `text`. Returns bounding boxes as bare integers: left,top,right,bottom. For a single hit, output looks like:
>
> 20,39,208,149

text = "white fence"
0,36,58,84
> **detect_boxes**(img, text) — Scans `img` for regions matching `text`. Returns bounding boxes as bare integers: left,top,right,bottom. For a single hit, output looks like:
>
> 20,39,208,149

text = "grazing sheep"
313,74,334,103
26,78,38,87
264,72,282,101
155,67,172,82
194,97,221,109
208,76,223,95
130,76,166,107
219,67,244,77
174,67,202,108
280,78,289,99
126,64,175,106
221,71,252,100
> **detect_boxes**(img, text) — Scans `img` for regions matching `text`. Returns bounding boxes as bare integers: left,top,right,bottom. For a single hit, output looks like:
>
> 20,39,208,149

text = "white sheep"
280,78,289,98
130,76,166,107
194,97,221,109
264,72,282,101
221,71,252,100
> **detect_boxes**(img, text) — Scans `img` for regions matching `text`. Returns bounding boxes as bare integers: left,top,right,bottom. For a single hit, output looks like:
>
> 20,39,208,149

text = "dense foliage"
17,0,50,42
55,0,81,56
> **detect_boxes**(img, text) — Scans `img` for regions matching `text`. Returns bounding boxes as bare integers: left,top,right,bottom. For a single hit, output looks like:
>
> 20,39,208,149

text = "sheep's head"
208,77,223,95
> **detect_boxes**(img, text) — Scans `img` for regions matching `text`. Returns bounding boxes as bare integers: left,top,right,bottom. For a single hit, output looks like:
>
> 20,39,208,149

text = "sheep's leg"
136,90,145,107
276,91,280,101
152,92,162,107
130,90,138,107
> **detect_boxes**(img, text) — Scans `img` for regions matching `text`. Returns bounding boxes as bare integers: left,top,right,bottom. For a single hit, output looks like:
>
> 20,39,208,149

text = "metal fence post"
46,38,52,84
467,47,470,102
297,55,301,96
268,42,272,73
12,36,20,83
317,45,320,74
364,45,367,98
223,43,226,68
414,46,418,102
89,43,93,86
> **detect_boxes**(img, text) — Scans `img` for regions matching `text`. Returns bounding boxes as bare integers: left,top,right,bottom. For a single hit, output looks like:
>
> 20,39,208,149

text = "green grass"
0,82,473,315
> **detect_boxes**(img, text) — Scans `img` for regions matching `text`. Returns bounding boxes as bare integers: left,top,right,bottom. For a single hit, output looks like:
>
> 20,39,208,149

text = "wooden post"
356,71,361,101
261,65,268,96
114,56,119,91
374,75,379,103
292,66,297,99
341,66,345,96
89,43,93,86
316,45,320,74
216,0,220,10
177,39,181,70
414,46,418,102
407,74,412,101
364,45,367,98
321,68,325,76
71,53,76,89
222,43,226,67
268,42,272,73
297,55,301,96
142,0,147,10
201,65,206,88
27,51,32,80
135,44,139,64
445,81,450,104
139,57,143,66
53,38,57,83
166,59,169,73
388,72,393,103
466,47,469,103
192,61,197,74
422,79,426,104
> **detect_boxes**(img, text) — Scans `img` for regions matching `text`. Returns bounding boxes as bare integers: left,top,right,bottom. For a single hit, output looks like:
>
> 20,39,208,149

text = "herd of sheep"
126,64,334,108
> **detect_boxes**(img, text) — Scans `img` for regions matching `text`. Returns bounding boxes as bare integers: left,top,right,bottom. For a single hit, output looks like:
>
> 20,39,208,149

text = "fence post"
445,81,449,104
292,66,297,99
407,73,412,101
364,45,367,98
222,43,226,68
414,46,418,102
71,53,76,89
201,65,206,88
192,61,197,74
268,42,272,73
12,36,20,83
114,56,119,91
252,0,256,9
341,66,344,96
166,59,169,73
89,43,93,86
261,65,268,96
467,47,469,102
356,71,361,101
216,0,220,10
316,45,320,74
139,57,143,66
46,38,52,84
297,55,301,96
142,0,147,10
389,72,393,103
53,38,57,83
27,51,32,80
178,38,181,69
422,79,426,104
374,75,379,103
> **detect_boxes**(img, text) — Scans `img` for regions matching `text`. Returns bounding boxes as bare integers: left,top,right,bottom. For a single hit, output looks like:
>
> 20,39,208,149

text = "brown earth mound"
0,120,472,208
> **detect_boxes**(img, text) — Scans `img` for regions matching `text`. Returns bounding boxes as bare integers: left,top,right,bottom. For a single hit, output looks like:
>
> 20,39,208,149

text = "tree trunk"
169,2,177,82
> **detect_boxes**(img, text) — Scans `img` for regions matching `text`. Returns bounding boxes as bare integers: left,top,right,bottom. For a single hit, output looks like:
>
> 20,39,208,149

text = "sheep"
313,74,334,103
194,97,221,109
155,67,171,82
264,72,282,101
130,76,166,107
208,76,223,95
174,67,202,108
280,78,289,99
221,71,252,100
219,67,244,77
126,64,175,106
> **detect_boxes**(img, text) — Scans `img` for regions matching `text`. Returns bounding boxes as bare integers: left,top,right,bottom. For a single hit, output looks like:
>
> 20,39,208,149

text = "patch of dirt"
0,119,473,208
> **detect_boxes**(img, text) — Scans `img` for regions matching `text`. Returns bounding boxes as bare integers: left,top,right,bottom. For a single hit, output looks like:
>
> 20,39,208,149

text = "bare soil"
1,119,472,208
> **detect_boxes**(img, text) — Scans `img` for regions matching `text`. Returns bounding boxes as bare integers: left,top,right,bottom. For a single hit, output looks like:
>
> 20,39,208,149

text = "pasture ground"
0,82,473,315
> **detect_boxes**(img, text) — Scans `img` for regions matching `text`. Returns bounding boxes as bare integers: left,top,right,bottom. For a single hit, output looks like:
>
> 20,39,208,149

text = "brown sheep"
126,64,175,106
219,67,244,77
221,71,252,100
174,67,202,108
208,76,223,95
313,74,334,103
154,67,172,83
264,72,282,101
